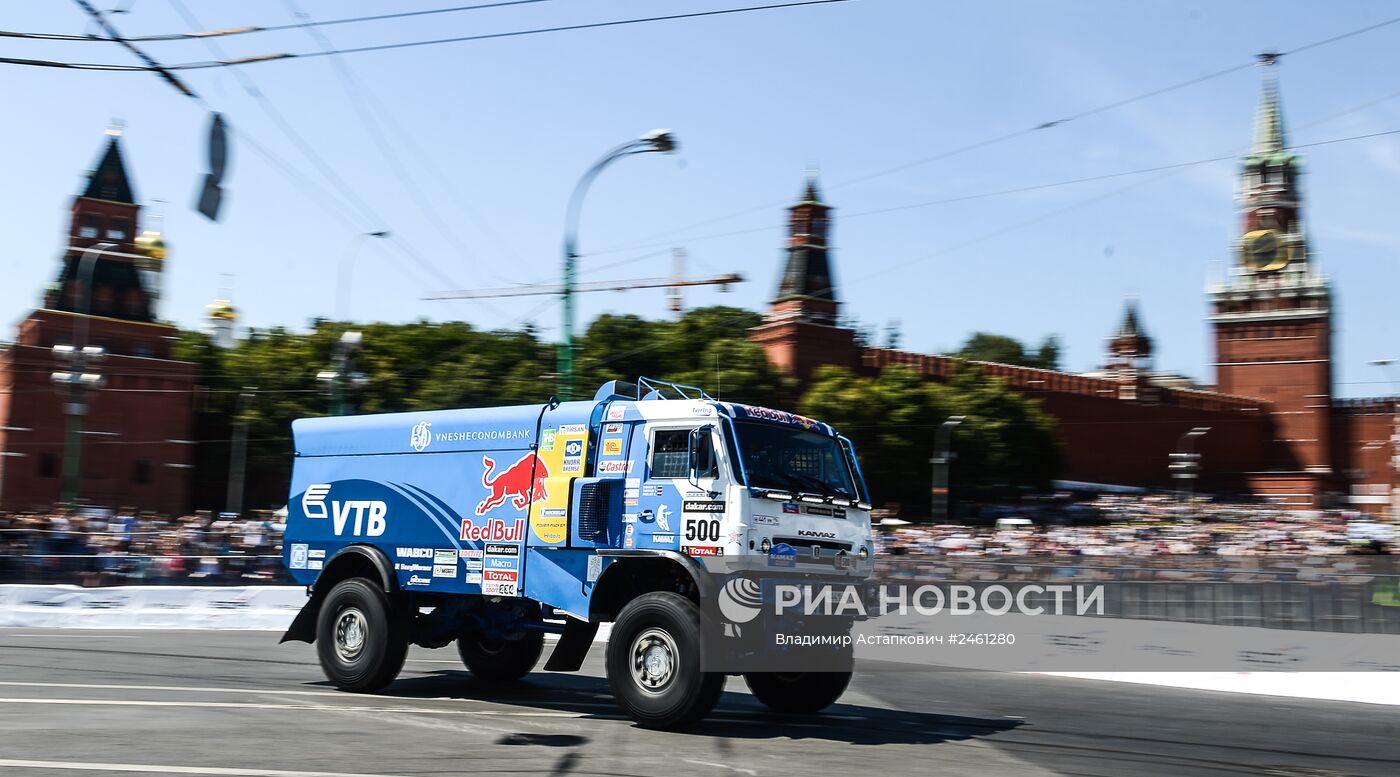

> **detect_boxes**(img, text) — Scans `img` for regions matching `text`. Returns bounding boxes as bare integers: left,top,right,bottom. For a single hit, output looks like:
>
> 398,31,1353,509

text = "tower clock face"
1243,229,1289,272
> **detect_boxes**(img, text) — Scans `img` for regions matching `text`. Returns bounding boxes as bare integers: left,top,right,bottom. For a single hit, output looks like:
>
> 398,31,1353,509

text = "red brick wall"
1334,400,1398,516
1215,316,1332,474
0,310,196,515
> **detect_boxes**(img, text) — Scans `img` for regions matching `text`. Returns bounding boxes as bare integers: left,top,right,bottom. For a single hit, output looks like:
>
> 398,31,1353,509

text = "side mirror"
687,426,720,496
687,427,702,486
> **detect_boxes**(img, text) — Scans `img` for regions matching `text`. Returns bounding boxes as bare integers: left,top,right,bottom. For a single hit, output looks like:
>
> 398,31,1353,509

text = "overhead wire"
2,1,558,43
582,12,1400,258
0,1,856,71
278,0,533,287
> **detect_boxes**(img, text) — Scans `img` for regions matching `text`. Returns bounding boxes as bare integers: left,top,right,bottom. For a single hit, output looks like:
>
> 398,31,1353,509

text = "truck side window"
651,428,717,479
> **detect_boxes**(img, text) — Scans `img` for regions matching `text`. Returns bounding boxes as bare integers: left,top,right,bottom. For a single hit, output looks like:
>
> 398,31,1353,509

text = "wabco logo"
302,485,387,537
410,421,432,452
797,529,837,540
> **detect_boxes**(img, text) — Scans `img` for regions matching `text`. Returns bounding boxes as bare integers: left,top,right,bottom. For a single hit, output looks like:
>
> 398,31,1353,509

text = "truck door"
631,424,729,558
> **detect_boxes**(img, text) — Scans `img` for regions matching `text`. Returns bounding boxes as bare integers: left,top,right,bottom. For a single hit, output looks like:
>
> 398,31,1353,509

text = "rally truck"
280,378,874,729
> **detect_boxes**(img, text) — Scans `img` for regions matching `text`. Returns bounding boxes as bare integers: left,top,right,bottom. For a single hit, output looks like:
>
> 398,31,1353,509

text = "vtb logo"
302,484,387,537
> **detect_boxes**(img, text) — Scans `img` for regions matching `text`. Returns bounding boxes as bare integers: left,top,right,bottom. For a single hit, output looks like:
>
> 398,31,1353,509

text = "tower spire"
775,172,836,316
1252,52,1287,157
81,132,136,204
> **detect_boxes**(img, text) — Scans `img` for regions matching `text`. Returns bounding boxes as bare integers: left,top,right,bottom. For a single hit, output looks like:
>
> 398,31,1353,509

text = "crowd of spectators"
0,508,289,586
875,494,1396,558
1,493,1395,587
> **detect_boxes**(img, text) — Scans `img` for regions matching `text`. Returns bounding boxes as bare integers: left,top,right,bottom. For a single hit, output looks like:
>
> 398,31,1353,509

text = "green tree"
576,306,790,403
955,331,1061,370
799,363,1062,516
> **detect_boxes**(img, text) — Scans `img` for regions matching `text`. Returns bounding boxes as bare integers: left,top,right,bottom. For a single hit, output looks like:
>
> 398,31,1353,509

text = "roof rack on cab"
638,376,713,401
592,377,714,402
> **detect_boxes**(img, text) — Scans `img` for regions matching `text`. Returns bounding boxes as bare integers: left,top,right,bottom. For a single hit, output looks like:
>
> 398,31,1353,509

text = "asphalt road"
0,628,1395,777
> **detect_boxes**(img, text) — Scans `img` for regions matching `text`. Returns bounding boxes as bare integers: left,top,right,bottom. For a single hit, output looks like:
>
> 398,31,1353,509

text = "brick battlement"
861,347,1268,414
1334,397,1398,415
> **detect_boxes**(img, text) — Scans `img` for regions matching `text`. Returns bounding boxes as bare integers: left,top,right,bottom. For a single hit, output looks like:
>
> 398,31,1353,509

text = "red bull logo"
475,453,550,515
459,517,526,543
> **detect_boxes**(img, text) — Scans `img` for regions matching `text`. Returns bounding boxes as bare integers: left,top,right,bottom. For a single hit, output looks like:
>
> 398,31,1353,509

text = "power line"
583,13,1400,258
4,1,558,43
165,0,480,311
562,124,1400,259
0,1,855,72
278,0,527,286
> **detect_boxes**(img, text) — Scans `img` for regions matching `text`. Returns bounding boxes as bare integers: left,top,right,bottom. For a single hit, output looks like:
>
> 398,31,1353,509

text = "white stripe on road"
0,681,348,699
0,698,581,717
681,760,758,776
0,758,424,777
5,634,141,639
0,681,619,709
0,682,838,720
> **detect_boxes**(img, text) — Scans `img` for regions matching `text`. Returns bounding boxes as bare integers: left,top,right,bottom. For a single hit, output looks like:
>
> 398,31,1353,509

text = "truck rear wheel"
315,578,408,693
457,630,544,683
742,671,851,714
605,592,724,730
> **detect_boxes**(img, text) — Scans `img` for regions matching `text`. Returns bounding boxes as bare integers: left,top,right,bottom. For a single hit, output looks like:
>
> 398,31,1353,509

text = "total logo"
410,421,432,452
460,517,526,543
302,484,387,537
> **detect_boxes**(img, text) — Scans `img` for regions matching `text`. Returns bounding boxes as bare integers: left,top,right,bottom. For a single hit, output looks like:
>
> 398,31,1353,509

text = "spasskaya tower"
1209,56,1334,504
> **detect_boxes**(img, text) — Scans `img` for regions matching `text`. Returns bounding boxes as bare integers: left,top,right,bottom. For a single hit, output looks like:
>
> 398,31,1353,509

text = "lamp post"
52,242,115,505
1368,359,1400,519
559,129,677,400
335,231,390,321
930,416,966,522
318,331,365,416
1171,426,1211,503
225,386,256,516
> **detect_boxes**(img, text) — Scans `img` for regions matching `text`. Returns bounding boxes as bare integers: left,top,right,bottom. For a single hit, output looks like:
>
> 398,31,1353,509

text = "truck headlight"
759,537,772,554
858,545,869,560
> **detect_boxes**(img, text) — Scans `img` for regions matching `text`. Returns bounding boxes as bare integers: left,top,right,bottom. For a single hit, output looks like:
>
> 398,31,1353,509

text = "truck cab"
281,378,873,728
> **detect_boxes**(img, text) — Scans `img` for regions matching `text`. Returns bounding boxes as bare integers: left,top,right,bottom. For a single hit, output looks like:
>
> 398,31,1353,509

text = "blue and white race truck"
280,378,874,728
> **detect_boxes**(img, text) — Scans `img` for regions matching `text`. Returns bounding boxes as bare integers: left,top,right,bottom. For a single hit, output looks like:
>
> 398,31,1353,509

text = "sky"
2,0,1397,397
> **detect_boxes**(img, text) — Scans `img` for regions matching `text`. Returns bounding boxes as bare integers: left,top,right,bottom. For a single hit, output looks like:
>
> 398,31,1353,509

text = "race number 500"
684,517,722,543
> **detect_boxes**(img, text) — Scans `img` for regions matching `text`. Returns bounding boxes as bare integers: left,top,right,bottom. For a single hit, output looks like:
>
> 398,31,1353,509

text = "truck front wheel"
457,630,544,683
315,578,408,693
742,671,851,714
605,592,724,729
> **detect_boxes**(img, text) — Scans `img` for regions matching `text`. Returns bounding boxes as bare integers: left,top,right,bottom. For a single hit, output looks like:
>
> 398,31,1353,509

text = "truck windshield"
732,421,858,499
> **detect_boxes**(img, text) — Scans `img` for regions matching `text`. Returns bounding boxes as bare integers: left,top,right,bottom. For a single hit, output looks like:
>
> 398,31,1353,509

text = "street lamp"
1368,359,1400,519
318,331,366,416
1171,426,1211,503
336,231,390,321
225,386,256,516
559,129,678,400
930,416,966,522
52,241,115,505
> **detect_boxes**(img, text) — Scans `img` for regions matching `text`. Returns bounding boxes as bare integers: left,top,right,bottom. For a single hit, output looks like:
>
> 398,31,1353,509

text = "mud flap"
543,617,598,671
279,598,320,644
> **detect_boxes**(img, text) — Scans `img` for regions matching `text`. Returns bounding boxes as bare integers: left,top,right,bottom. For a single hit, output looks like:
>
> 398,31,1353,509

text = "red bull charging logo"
475,453,550,515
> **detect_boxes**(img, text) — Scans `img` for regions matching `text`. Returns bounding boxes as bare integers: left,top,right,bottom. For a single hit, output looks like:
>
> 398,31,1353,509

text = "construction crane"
424,271,741,303
425,248,743,400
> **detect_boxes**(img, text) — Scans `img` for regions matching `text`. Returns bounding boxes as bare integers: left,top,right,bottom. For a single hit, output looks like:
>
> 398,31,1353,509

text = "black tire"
743,670,852,714
315,578,408,693
457,630,544,683
605,592,725,730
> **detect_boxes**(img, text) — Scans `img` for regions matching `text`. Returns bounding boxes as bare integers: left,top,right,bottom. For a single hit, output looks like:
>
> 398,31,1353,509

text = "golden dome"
134,230,167,261
206,297,237,321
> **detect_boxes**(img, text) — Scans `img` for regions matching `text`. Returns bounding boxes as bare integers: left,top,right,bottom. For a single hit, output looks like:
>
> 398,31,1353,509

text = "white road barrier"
0,585,304,630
